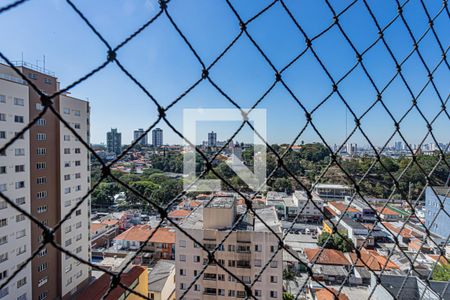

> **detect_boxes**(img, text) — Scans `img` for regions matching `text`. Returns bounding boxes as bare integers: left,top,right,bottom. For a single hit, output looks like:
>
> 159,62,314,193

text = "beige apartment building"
0,62,91,299
175,196,283,299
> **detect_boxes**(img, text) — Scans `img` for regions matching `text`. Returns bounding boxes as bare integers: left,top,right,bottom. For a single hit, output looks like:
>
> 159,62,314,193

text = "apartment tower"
152,128,163,148
175,195,283,299
0,62,91,299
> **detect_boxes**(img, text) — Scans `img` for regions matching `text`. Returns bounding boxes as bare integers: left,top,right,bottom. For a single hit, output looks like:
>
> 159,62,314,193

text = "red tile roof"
113,225,175,244
168,209,191,218
315,288,349,300
74,266,146,300
347,248,398,270
90,223,107,234
328,202,359,213
376,206,400,216
304,248,351,266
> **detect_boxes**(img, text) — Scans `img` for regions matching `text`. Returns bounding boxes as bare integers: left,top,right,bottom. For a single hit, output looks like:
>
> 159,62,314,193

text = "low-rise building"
113,225,176,259
74,265,148,300
292,190,325,223
148,260,176,300
327,201,360,219
313,183,353,201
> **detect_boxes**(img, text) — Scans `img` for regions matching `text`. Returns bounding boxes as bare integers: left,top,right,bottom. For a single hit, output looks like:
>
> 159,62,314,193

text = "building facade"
107,128,121,155
425,186,450,239
207,131,217,147
152,128,163,147
175,197,283,299
0,62,91,299
0,63,32,300
133,128,147,146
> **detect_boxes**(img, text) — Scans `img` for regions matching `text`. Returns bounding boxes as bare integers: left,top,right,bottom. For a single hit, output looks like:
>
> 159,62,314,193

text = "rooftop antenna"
43,55,46,72
21,52,23,65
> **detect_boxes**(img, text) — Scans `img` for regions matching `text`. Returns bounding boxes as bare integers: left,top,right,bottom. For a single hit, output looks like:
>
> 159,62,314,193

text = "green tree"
317,232,354,252
432,263,450,281
283,292,295,300
272,178,293,193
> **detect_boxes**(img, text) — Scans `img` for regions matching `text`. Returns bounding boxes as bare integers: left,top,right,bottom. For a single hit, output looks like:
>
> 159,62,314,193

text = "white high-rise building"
0,64,32,300
175,195,283,299
152,128,163,147
0,62,91,299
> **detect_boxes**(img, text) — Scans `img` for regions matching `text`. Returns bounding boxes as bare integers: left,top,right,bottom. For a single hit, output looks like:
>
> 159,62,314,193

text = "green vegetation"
432,263,450,281
283,292,295,300
317,231,354,252
90,143,449,210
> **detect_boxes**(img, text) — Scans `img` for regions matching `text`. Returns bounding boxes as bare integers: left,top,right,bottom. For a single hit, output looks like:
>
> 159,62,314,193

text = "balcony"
236,260,251,269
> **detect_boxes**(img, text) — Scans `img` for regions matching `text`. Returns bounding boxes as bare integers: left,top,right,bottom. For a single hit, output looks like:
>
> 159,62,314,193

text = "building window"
0,219,7,228
38,291,48,300
37,177,47,185
14,132,24,139
65,239,72,247
0,184,6,192
75,173,81,179
75,233,82,241
16,230,26,239
63,135,70,141
0,270,8,280
0,201,6,210
75,246,82,253
14,98,24,106
15,148,25,156
15,197,25,205
74,123,80,129
179,255,186,262
36,103,44,111
270,291,278,298
180,269,186,276
0,236,6,246
0,132,5,139
63,108,70,114
75,222,82,229
76,209,81,216
44,78,52,85
17,245,26,255
36,133,46,141
65,264,72,273
37,148,47,155
270,276,277,283
16,214,25,222
0,114,6,122
254,259,262,267
37,191,47,199
37,276,48,287
0,95,5,103
15,181,25,189
16,277,26,288
36,118,46,126
36,162,46,169
37,206,47,213
37,248,47,257
65,226,72,234
14,115,24,123
0,287,8,299
0,253,7,263
64,174,70,181
75,160,81,166
15,165,25,173
0,166,5,174
64,148,70,154
75,148,81,154
38,263,48,272
179,240,186,248
74,110,81,116
64,187,71,194
270,261,278,268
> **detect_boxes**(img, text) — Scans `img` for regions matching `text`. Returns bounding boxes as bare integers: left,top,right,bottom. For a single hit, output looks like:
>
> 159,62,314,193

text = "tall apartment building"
106,128,121,155
0,63,32,300
175,196,283,299
207,131,217,147
133,128,147,146
152,128,163,147
0,62,91,299
425,186,450,239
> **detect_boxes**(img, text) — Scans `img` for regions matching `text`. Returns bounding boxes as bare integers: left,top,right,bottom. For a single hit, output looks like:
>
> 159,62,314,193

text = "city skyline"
0,1,447,146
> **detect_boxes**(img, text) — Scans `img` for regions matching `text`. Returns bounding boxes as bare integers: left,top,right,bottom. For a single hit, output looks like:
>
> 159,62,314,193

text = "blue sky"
0,0,448,147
